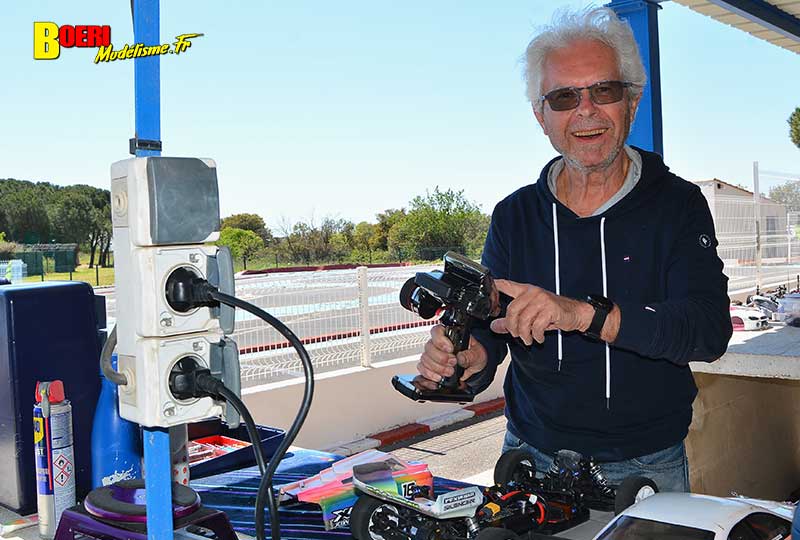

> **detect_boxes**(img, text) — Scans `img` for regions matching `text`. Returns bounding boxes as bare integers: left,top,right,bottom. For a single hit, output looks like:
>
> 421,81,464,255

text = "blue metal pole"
133,0,162,158
607,0,663,156
142,427,172,540
132,1,171,539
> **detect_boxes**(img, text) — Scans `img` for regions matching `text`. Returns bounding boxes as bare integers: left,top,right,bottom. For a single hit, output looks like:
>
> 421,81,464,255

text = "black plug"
169,357,225,400
165,268,220,312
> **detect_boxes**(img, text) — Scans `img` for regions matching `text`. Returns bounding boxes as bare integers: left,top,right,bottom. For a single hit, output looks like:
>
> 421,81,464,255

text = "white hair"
524,6,647,113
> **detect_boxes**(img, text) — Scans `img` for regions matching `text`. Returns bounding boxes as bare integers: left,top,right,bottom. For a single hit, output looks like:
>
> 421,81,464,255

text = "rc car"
593,492,795,540
730,304,769,331
278,449,433,531
349,448,658,540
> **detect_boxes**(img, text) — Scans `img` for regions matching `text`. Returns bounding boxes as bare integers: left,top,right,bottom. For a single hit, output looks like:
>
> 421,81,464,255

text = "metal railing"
230,265,438,387
713,193,800,295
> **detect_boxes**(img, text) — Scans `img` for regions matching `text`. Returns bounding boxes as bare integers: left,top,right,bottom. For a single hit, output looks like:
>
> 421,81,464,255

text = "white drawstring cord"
600,217,610,410
552,203,563,371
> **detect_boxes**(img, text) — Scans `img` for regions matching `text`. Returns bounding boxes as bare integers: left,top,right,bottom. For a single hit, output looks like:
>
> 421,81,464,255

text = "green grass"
22,253,115,287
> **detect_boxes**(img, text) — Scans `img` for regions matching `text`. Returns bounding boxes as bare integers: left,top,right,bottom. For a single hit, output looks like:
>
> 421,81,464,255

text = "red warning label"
53,455,73,487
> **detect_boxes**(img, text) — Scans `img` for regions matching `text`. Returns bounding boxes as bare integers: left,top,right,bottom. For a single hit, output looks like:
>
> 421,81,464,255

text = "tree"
2,188,51,243
329,232,351,262
217,227,264,269
769,181,800,213
353,221,376,249
320,218,354,254
276,216,356,264
373,208,406,251
789,107,800,149
352,221,377,262
221,213,273,245
388,187,487,260
50,189,95,244
70,185,113,268
463,212,492,256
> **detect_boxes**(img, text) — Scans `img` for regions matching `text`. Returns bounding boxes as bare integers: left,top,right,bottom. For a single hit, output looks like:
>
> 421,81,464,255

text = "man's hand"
490,279,594,345
415,324,488,390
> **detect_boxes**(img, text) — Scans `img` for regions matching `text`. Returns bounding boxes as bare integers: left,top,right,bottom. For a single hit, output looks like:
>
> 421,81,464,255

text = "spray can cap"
35,380,65,404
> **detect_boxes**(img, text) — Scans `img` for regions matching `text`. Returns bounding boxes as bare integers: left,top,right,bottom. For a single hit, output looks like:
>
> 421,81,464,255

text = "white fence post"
357,266,372,368
753,161,762,292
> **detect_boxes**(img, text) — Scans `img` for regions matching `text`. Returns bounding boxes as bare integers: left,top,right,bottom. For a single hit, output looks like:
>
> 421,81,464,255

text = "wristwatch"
584,294,614,341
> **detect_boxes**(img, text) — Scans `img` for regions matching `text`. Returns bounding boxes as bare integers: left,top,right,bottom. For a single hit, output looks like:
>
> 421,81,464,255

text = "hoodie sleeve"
465,202,511,393
613,188,733,365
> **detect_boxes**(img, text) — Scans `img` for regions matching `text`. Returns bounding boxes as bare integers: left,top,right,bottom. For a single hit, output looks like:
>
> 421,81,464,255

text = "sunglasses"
540,80,636,112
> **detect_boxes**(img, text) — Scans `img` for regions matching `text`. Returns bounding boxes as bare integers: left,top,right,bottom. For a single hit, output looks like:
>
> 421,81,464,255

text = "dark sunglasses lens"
589,81,625,104
546,88,580,111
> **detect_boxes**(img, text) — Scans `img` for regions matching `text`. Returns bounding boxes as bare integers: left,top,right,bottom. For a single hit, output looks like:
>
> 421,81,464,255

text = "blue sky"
2,2,799,233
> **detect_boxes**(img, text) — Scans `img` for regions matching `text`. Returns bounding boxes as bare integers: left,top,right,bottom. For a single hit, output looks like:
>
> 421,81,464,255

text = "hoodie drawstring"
600,217,610,410
551,203,563,371
553,203,611,409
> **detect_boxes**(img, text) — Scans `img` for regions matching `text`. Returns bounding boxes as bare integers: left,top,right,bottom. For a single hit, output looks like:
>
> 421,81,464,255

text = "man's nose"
575,88,599,116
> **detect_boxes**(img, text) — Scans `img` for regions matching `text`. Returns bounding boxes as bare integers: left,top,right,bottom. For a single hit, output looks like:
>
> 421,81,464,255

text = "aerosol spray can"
34,380,76,539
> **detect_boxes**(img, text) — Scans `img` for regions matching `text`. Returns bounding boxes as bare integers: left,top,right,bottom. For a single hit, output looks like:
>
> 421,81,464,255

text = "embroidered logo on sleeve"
699,234,712,248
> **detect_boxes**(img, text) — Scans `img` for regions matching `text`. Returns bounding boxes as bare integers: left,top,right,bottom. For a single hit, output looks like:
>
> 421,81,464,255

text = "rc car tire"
350,495,401,540
475,527,519,540
613,476,658,515
494,449,537,488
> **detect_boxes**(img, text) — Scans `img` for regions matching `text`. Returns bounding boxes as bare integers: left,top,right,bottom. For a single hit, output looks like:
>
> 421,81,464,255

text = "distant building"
693,178,789,266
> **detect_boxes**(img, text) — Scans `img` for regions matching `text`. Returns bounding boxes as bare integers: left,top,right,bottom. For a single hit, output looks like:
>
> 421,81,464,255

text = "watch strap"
585,295,612,340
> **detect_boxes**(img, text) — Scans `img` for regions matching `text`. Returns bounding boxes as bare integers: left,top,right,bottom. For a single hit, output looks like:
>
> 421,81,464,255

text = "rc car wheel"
350,495,402,540
494,449,537,488
474,527,519,540
613,476,658,515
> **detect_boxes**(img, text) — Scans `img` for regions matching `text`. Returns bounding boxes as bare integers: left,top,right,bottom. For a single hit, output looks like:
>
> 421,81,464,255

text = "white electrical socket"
110,156,237,428
133,244,221,337
117,333,225,427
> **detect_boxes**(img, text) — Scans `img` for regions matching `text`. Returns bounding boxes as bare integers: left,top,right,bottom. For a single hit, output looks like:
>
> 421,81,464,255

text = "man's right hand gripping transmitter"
394,251,504,403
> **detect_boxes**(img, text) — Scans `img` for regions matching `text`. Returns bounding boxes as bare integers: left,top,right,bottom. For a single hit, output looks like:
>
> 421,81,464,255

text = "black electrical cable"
192,372,269,477
217,384,267,477
99,325,127,386
209,289,314,540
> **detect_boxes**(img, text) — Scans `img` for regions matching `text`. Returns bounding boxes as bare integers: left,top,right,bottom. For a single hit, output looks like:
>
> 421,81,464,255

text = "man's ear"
533,103,548,135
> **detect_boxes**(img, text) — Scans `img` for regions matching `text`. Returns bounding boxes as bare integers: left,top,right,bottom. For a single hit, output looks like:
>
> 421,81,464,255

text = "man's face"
534,38,640,173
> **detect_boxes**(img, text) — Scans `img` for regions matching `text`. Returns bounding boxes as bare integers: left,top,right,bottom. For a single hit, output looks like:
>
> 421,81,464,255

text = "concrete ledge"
690,325,800,380
244,355,508,451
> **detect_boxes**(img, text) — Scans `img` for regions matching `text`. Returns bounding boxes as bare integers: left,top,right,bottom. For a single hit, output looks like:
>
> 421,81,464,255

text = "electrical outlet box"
110,156,240,428
131,244,220,338
111,157,220,247
111,157,234,349
117,333,225,427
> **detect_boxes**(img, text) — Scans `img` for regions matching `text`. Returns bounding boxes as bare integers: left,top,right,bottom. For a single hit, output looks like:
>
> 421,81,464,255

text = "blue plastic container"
188,419,285,479
91,353,142,487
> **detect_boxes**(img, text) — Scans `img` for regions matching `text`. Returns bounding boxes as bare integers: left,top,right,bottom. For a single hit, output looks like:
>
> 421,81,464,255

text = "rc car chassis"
349,448,659,540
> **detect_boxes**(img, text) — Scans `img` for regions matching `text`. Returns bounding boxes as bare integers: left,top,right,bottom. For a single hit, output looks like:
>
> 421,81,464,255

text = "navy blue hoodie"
470,147,732,461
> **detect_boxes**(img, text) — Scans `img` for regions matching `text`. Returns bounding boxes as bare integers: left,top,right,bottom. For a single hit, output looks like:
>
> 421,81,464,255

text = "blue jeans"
502,430,690,493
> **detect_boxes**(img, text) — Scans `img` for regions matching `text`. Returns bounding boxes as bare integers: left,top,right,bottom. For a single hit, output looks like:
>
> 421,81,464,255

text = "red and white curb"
323,398,505,456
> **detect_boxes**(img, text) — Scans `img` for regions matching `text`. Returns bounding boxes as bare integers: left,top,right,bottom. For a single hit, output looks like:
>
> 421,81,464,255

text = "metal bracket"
129,137,163,155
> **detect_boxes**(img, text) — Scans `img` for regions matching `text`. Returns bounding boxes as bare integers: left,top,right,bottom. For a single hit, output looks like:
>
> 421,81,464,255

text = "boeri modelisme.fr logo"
33,22,202,63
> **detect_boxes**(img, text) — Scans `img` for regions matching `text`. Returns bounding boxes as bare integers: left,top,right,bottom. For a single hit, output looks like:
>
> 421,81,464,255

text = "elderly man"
416,7,732,492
